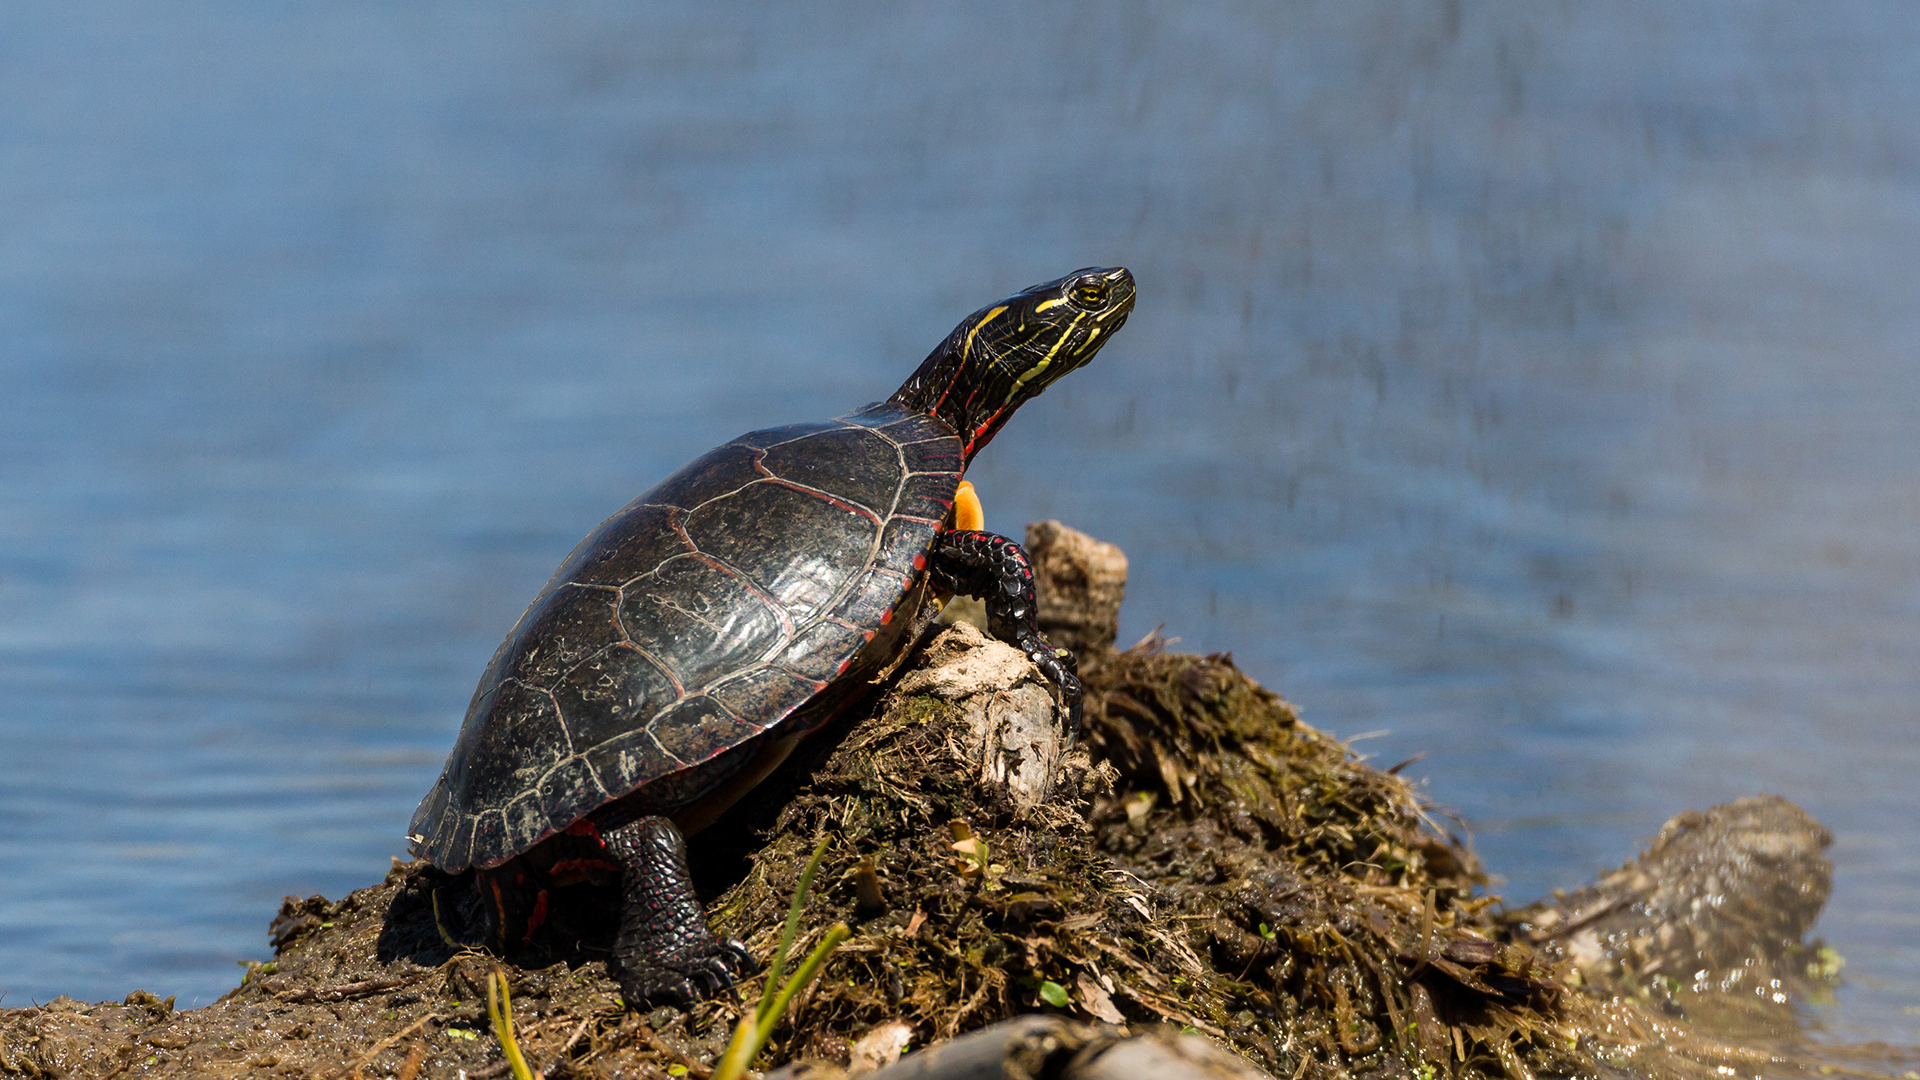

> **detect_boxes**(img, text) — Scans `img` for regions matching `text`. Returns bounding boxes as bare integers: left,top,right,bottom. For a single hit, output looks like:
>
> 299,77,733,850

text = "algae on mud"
0,523,1895,1080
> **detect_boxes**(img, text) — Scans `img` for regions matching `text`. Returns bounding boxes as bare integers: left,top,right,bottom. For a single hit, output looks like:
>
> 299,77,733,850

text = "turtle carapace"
409,267,1136,1006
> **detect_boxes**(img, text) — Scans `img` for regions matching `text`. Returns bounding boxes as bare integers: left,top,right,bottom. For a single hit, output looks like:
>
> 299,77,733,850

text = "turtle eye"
1068,277,1111,310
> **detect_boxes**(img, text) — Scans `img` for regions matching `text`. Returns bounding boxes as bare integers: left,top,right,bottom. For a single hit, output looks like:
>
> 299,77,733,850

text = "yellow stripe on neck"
962,306,1008,362
1003,312,1084,403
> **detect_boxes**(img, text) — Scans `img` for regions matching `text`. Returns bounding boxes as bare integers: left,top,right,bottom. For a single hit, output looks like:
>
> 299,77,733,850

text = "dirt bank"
0,524,1903,1080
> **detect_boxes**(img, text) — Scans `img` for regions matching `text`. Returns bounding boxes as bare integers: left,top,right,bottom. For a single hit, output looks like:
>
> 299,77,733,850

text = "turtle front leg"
928,529,1083,742
601,816,756,1007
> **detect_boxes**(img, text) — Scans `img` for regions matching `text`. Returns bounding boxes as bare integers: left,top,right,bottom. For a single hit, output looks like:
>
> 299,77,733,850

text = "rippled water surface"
2,1,1916,1040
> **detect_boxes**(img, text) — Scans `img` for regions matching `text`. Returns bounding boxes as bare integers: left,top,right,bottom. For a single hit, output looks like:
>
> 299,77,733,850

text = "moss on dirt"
0,634,1902,1080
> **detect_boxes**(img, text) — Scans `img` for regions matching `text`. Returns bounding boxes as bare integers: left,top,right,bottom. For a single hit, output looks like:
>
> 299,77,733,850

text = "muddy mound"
0,523,1892,1080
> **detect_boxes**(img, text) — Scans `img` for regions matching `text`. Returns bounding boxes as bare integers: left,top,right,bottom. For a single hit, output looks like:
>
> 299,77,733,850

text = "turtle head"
891,266,1135,463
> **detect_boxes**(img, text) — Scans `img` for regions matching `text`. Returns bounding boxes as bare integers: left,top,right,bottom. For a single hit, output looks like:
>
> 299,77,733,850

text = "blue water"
2,1,1916,1042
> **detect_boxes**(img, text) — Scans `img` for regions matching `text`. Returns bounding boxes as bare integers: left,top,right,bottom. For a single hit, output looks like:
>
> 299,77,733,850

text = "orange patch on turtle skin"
954,481,985,532
565,818,601,841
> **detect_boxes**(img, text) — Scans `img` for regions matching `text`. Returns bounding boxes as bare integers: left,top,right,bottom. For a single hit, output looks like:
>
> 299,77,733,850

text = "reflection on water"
1,0,1915,1040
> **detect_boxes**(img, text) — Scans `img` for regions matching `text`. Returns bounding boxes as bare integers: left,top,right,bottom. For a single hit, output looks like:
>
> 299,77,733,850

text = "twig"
639,1026,715,1079
1408,888,1436,979
277,975,422,1002
332,1013,439,1080
559,1016,594,1055
541,1017,594,1078
397,1038,428,1080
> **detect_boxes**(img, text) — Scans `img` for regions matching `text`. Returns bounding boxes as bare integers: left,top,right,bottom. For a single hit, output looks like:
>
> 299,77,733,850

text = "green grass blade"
714,922,851,1080
487,970,535,1080
759,922,851,1036
758,836,831,1022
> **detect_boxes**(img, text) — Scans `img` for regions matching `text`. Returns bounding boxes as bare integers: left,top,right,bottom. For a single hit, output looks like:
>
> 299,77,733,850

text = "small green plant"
1808,946,1846,981
235,959,277,986
1038,980,1071,1009
713,838,852,1080
486,969,535,1080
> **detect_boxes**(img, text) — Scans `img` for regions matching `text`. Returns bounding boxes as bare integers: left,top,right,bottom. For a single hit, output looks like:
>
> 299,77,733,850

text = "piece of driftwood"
895,622,1071,810
1025,521,1129,657
1501,795,1833,993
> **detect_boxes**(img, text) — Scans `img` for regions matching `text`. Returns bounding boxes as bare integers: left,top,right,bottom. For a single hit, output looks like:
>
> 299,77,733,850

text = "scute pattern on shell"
410,403,963,872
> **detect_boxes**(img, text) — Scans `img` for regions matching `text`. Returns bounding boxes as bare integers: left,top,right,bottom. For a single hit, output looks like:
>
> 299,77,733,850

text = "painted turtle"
408,267,1135,1006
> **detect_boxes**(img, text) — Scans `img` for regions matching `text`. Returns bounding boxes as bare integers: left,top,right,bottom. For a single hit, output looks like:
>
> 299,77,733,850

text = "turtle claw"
619,937,758,1008
618,966,698,1010
1035,644,1084,746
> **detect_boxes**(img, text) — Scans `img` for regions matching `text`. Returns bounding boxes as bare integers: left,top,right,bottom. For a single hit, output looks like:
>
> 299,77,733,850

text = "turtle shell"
409,402,963,872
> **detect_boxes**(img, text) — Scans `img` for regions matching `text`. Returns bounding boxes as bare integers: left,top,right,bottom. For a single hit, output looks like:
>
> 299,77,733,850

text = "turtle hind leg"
430,877,486,950
602,815,757,1008
929,529,1083,742
422,869,505,952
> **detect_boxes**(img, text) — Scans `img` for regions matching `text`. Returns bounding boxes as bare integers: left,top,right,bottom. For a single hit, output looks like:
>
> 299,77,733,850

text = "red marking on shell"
837,659,851,674
523,889,550,946
912,553,928,570
761,476,882,525
864,630,876,642
881,608,894,626
813,681,829,692
565,819,602,842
